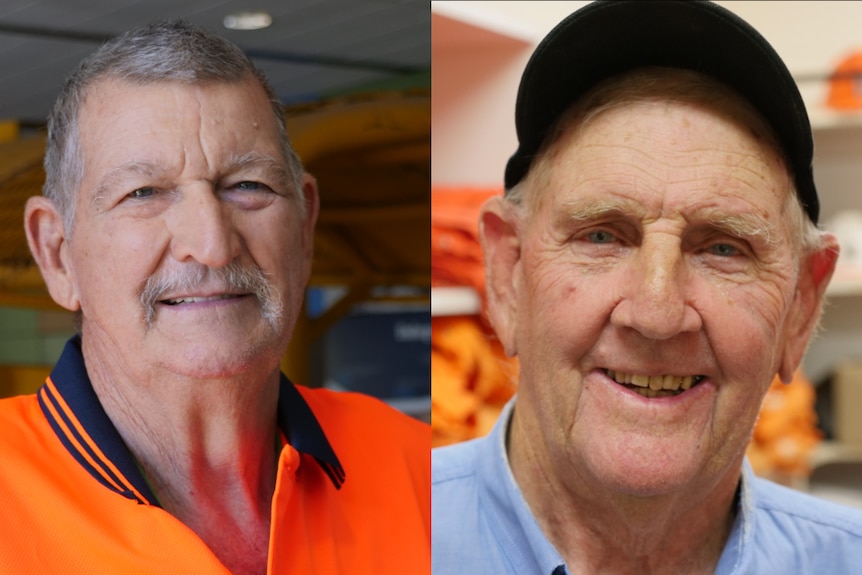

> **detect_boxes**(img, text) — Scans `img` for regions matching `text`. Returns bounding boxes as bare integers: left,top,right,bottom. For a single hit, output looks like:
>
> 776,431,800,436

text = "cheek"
516,240,614,370
702,280,793,385
70,223,165,302
239,213,308,287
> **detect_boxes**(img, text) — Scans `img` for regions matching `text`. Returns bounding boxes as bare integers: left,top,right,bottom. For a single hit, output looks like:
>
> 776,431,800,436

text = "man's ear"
778,233,840,383
23,196,80,311
478,196,522,357
299,173,320,280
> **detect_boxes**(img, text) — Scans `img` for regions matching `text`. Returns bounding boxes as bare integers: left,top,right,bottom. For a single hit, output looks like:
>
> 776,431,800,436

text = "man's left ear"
299,173,320,274
778,233,840,383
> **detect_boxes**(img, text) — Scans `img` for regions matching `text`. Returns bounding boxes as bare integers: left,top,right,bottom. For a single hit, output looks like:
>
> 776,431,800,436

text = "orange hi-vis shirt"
0,337,430,574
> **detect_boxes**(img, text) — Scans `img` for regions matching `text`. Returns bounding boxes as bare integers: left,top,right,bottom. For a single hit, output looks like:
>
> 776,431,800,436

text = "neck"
508,408,740,575
83,335,281,575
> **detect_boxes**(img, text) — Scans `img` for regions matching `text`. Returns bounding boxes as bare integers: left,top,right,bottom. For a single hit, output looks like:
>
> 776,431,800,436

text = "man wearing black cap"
432,2,862,573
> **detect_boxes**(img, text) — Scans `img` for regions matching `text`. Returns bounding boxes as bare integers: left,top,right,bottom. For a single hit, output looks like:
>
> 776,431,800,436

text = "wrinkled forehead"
521,68,793,212
77,76,281,151
72,77,290,200
79,74,270,118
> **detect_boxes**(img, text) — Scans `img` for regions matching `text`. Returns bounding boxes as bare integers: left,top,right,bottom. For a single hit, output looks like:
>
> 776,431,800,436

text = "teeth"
662,375,676,390
631,374,648,388
164,294,234,305
606,370,704,394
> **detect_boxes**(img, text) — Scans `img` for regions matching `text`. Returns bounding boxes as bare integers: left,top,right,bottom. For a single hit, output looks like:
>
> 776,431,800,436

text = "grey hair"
43,19,305,232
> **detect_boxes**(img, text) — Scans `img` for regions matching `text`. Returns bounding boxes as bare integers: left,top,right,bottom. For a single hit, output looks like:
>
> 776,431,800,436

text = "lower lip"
159,295,249,310
593,369,714,408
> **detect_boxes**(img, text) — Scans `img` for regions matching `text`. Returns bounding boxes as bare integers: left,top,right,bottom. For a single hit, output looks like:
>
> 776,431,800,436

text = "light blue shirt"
432,400,862,574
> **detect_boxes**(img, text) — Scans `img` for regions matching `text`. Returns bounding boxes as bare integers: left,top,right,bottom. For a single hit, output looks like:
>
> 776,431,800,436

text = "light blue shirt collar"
479,399,567,573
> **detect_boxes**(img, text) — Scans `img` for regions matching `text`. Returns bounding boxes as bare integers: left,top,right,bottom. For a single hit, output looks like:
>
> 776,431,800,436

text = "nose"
609,236,702,340
167,186,239,268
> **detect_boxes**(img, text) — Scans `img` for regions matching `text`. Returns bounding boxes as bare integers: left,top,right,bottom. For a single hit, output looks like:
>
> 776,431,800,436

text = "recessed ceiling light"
223,11,273,31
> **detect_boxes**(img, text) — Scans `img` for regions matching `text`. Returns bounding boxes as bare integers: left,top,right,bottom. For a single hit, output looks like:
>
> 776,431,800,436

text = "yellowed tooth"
662,375,677,390
648,376,663,390
680,376,693,390
645,388,658,398
631,374,648,388
607,370,616,381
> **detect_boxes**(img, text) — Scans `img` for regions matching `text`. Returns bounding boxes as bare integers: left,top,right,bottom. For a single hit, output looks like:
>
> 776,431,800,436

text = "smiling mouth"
161,294,243,305
604,369,706,398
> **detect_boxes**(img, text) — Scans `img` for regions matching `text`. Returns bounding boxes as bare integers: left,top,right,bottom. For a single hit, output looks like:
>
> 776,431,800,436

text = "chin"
166,338,283,380
600,466,697,499
579,437,711,499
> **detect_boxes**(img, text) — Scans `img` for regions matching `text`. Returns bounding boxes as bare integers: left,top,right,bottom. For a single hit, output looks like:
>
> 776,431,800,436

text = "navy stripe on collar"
41,336,158,505
39,335,346,505
277,372,346,489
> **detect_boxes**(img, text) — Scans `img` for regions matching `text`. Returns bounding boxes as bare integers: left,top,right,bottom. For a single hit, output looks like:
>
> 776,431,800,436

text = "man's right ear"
478,196,522,358
24,197,80,311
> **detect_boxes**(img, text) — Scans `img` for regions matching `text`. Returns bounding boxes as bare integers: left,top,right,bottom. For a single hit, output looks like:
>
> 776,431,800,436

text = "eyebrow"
92,161,163,207
558,197,643,222
90,151,295,207
554,196,777,245
225,151,289,177
224,151,294,193
693,206,777,246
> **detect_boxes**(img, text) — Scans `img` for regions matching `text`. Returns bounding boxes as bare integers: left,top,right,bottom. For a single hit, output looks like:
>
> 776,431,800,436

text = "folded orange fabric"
431,316,516,447
747,371,821,479
431,188,502,297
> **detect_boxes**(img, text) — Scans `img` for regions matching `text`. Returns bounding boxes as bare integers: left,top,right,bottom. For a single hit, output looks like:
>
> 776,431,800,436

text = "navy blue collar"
38,335,345,506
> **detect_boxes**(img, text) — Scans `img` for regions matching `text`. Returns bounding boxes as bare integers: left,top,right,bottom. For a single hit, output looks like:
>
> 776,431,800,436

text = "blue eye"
586,230,617,244
129,187,155,199
235,181,261,191
708,243,739,257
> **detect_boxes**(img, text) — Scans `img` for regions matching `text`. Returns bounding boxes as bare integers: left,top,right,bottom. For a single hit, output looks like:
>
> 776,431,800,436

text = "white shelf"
431,286,481,316
827,279,862,298
809,106,862,132
826,266,862,297
810,440,862,468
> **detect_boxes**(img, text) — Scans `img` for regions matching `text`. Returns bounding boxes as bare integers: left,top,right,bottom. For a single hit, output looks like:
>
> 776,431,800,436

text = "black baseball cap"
504,0,819,224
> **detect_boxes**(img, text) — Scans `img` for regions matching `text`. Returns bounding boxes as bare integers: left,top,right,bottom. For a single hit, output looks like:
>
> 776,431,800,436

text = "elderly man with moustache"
432,2,862,574
0,20,429,575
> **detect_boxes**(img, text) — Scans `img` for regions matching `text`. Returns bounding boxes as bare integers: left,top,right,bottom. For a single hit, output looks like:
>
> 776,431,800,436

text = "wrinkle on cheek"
710,271,789,326
523,235,572,301
748,263,798,322
707,280,792,382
